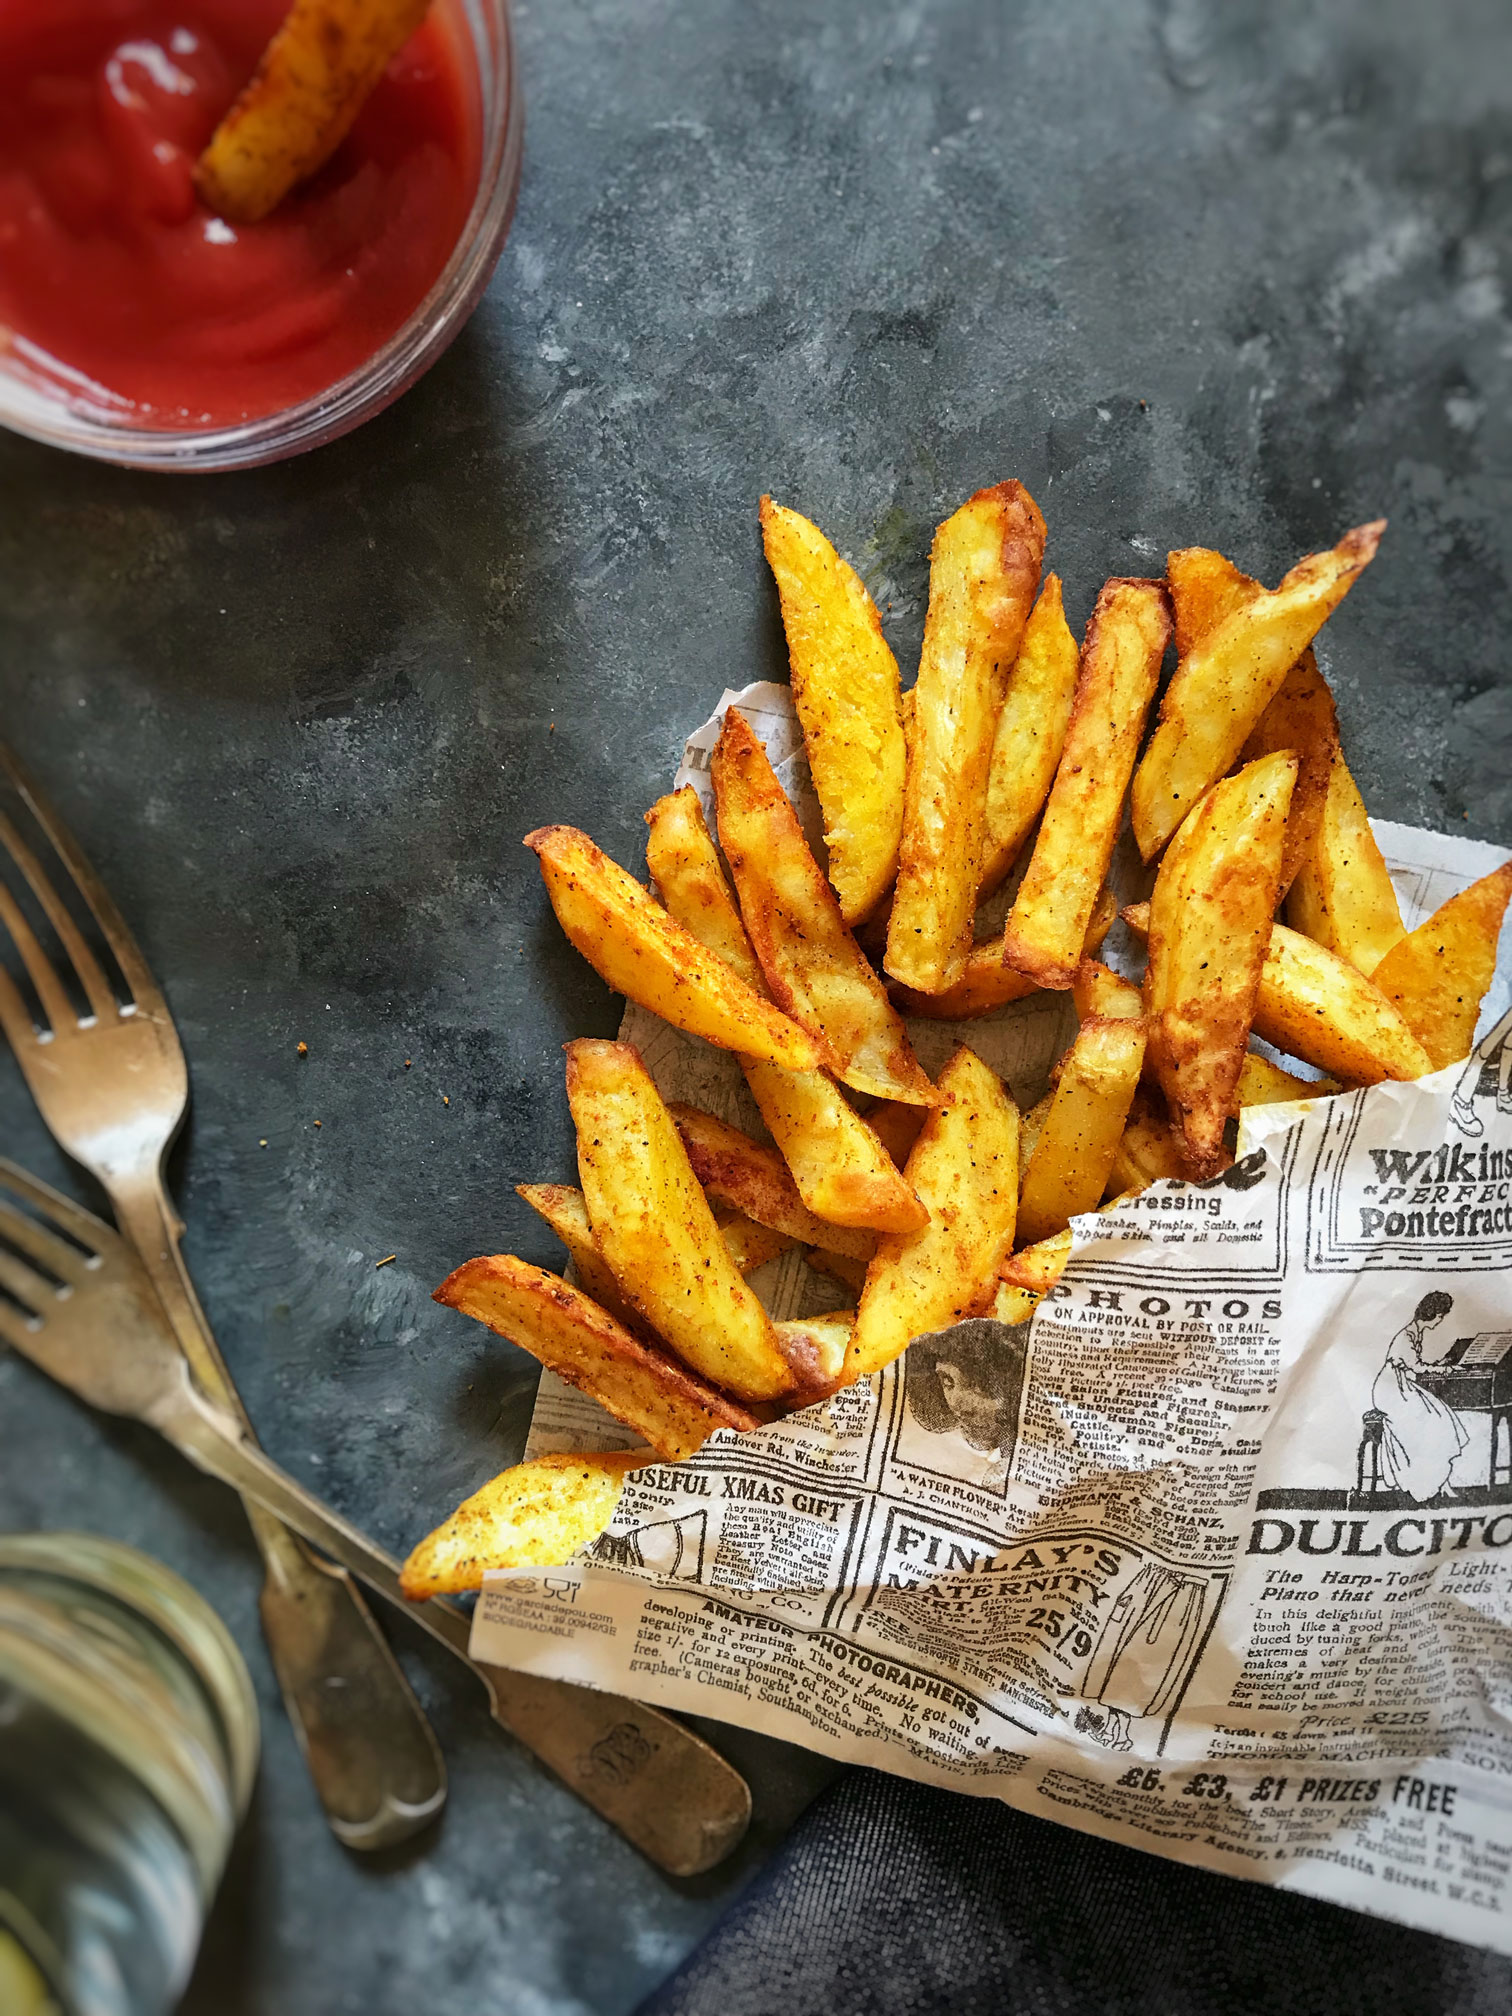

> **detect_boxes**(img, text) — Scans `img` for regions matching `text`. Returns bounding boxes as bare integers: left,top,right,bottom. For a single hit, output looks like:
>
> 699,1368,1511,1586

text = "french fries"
434,1254,757,1462
1106,1091,1186,1197
1236,1054,1340,1106
400,1451,647,1598
760,498,906,924
1017,1018,1147,1243
717,1215,801,1274
847,1048,1020,1379
517,1182,654,1336
990,1282,1043,1326
566,1040,796,1401
774,1315,854,1402
1239,651,1341,899
807,1249,869,1297
1002,578,1171,988
1370,860,1512,1068
998,1228,1073,1295
980,573,1080,897
713,710,934,1104
890,890,1118,1022
1072,960,1142,1024
645,786,926,1231
1132,522,1384,860
1144,753,1297,1177
1286,757,1405,974
1125,899,1433,1087
669,1103,880,1261
861,1098,929,1170
886,483,1047,992
527,826,825,1072
1252,925,1433,1084
196,0,431,224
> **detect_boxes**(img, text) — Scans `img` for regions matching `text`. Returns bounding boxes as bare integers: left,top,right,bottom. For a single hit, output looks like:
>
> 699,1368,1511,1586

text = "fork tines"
0,1159,103,1337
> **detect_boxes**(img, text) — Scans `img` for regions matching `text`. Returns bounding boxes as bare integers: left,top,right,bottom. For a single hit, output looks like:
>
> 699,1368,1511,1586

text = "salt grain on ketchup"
0,0,477,426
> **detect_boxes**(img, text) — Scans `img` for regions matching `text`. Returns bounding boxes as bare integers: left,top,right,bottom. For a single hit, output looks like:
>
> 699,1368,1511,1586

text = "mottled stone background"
2,1,1510,2009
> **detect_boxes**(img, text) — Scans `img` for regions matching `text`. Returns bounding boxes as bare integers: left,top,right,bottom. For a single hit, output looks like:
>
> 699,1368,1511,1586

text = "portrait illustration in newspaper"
895,1318,1028,1494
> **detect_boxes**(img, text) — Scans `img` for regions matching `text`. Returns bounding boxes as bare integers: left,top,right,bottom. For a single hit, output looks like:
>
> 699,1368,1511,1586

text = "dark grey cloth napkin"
638,1769,1512,2016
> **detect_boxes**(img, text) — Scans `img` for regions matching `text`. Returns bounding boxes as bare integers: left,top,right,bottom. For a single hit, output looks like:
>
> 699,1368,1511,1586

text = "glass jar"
0,1533,258,2016
0,0,523,472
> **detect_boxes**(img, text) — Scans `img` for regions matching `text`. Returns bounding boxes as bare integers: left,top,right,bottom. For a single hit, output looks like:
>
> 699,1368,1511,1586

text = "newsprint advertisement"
475,686,1512,1954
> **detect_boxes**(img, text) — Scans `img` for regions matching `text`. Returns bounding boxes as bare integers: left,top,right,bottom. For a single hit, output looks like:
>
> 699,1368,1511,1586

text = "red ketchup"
0,0,478,427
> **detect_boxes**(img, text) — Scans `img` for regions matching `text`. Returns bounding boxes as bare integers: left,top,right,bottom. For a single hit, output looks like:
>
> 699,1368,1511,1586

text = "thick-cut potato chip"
1145,753,1297,1177
1002,578,1171,989
1017,1017,1147,1243
434,1254,756,1462
1132,521,1384,860
566,1040,795,1400
516,1182,653,1335
1106,1091,1185,1198
646,786,926,1232
760,498,906,924
1123,897,1427,1086
1236,1054,1339,1107
892,889,1117,1021
774,1315,855,1403
886,483,1046,991
713,710,934,1104
847,1048,1021,1379
1239,650,1341,899
400,1450,647,1599
1286,757,1405,974
807,1248,869,1297
980,573,1080,897
1252,925,1433,1084
669,1103,880,1261
196,0,431,224
527,826,824,1072
1370,860,1512,1068
1072,960,1143,1024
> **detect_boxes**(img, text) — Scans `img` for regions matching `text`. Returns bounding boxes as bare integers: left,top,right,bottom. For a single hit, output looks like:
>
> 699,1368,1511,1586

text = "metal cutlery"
0,742,447,1850
0,1156,752,1876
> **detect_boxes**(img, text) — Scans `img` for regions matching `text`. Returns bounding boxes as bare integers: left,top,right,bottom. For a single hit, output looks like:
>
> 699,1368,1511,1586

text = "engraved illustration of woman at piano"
1369,1291,1470,1502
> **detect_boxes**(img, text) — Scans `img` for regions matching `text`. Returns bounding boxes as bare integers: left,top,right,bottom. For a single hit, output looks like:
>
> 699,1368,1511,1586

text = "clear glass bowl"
0,0,522,473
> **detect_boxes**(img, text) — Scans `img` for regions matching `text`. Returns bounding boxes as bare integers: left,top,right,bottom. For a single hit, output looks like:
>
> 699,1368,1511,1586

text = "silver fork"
0,1157,752,1876
0,743,446,1851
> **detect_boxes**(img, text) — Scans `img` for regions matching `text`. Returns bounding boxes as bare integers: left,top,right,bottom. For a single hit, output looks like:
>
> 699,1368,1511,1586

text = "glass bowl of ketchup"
0,0,522,470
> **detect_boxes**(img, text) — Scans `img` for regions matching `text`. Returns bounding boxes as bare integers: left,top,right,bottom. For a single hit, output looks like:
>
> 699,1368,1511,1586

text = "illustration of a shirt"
1084,1564,1207,1719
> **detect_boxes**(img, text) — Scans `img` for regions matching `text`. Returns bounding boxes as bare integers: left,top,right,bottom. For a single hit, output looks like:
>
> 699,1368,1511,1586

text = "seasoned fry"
760,498,906,924
646,785,927,1231
1167,545,1258,655
1017,1017,1147,1243
716,1213,801,1273
1002,578,1171,989
434,1254,757,1462
1252,925,1434,1084
1286,757,1405,974
1145,753,1297,1177
669,1103,879,1261
1106,1090,1185,1198
864,1098,929,1170
1072,960,1143,1024
566,1040,796,1400
1124,899,1423,1085
990,1281,1043,1326
893,888,1117,1022
516,1182,652,1335
886,483,1047,991
774,1314,855,1402
1236,1054,1339,1107
1239,650,1341,899
1370,860,1512,1069
196,0,431,224
1017,1091,1054,1179
980,573,1080,896
400,1450,647,1599
807,1249,869,1297
713,710,934,1103
1132,521,1384,860
847,1048,1021,1379
527,825,825,1072
998,1228,1073,1295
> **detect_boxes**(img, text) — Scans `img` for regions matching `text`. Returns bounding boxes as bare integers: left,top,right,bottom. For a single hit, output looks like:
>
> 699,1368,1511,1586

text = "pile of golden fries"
402,484,1512,1599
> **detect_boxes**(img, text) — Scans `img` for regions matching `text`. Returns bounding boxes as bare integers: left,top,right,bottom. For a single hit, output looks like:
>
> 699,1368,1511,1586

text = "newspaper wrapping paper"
478,683,1512,1954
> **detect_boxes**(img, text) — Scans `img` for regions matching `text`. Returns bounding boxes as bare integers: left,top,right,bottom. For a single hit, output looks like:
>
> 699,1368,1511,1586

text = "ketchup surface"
0,0,477,427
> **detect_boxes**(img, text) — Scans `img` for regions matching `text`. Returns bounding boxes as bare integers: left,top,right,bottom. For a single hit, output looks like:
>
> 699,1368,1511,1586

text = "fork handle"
109,1175,448,1852
151,1365,752,1877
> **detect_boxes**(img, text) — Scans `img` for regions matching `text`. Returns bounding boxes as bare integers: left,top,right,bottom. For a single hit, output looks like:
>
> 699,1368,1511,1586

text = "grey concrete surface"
1,0,1510,2009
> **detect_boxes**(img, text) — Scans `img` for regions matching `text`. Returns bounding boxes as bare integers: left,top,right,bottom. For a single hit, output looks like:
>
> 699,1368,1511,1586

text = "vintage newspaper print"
479,686,1512,1954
